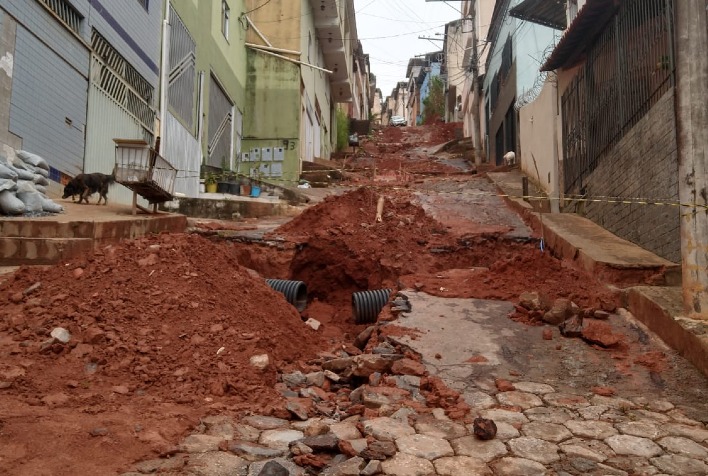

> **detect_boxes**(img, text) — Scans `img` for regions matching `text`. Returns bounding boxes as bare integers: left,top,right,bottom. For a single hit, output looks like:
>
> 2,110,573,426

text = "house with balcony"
0,0,162,204
241,0,356,185
371,87,383,125
406,52,443,125
443,19,466,123
348,41,371,121
459,0,495,147
161,0,248,197
482,0,560,165
405,57,426,126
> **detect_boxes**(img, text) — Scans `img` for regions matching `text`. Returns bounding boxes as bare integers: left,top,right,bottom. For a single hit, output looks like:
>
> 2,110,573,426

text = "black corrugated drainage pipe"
266,279,308,313
352,289,392,324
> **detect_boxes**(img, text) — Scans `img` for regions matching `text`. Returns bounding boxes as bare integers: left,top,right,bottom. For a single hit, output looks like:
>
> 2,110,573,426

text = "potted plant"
227,172,240,195
204,173,218,193
240,174,252,196
216,172,230,194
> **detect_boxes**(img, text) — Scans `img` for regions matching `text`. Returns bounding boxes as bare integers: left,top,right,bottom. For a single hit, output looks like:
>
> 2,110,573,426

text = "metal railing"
561,0,674,193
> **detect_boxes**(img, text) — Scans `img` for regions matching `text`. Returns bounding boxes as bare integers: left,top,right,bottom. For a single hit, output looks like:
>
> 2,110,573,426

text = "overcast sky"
353,0,462,98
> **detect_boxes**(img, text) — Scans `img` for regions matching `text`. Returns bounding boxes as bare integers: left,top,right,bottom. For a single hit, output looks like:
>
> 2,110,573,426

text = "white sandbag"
9,165,34,181
0,190,25,215
0,178,16,192
17,150,49,170
16,190,44,212
16,180,38,193
0,162,18,180
34,166,49,178
41,197,63,213
34,184,47,194
10,156,29,170
33,174,49,186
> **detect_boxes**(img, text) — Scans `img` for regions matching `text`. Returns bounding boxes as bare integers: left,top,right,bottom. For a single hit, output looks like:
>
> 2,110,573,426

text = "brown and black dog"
62,171,116,205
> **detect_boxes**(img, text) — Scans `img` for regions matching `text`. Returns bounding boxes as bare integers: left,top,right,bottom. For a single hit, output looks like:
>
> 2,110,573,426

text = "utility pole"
469,7,483,166
675,0,708,319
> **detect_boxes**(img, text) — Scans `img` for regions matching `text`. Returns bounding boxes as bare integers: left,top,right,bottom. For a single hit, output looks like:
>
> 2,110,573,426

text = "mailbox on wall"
262,147,273,161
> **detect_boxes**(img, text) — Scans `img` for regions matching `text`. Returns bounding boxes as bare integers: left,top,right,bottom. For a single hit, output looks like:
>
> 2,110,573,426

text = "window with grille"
222,1,230,40
38,0,82,34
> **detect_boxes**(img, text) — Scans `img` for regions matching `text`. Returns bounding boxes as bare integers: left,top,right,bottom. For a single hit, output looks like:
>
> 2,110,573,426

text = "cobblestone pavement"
121,374,708,476
121,296,708,476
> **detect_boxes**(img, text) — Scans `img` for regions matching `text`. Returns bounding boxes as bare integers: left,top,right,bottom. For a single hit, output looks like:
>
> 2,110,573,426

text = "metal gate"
163,4,200,197
84,30,156,205
561,0,674,193
168,7,196,131
207,75,233,168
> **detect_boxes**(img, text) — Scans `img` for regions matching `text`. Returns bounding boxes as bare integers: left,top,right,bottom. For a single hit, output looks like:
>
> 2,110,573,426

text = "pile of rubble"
512,291,625,348
121,323,491,476
0,150,63,215
122,316,708,475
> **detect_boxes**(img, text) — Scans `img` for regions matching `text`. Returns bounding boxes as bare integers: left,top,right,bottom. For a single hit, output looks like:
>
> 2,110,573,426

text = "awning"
509,0,567,31
541,0,620,71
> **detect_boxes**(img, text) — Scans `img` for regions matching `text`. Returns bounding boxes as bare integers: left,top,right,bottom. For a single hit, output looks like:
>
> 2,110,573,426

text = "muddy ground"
0,122,705,475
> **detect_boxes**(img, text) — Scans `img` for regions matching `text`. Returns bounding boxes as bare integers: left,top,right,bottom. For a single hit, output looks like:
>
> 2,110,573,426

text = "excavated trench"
221,185,619,336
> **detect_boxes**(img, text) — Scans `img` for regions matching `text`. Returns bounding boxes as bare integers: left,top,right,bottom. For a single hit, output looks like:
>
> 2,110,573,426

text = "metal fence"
561,0,674,193
168,7,197,131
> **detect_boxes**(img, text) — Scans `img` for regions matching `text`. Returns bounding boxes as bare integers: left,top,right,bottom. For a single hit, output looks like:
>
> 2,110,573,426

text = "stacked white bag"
0,150,64,215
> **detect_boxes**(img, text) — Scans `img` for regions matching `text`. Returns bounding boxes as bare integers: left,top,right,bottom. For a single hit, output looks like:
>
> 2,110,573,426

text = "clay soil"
0,122,671,475
0,234,327,475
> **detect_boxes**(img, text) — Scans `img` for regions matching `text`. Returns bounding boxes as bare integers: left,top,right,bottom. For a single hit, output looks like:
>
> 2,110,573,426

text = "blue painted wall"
418,62,441,124
11,25,87,175
0,0,162,175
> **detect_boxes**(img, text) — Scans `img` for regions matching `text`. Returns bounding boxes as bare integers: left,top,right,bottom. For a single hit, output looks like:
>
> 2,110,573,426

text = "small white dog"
503,151,516,166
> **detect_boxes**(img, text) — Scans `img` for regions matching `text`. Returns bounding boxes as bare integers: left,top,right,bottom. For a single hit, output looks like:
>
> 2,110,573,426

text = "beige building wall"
518,78,560,208
460,0,495,147
372,89,382,124
445,21,466,122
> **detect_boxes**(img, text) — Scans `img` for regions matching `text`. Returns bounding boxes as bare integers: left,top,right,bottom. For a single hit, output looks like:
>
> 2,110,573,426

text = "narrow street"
1,123,707,476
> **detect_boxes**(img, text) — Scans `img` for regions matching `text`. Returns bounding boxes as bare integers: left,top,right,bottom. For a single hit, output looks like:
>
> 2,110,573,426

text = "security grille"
561,0,674,193
207,75,233,168
38,0,82,34
168,8,197,130
91,30,154,106
89,30,155,142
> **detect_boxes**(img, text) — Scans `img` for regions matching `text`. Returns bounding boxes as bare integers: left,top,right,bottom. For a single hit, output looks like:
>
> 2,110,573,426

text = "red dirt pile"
263,187,618,319
270,187,452,300
0,233,326,410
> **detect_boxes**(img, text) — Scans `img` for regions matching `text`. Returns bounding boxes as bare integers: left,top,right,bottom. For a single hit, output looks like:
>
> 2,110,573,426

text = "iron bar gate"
561,0,675,194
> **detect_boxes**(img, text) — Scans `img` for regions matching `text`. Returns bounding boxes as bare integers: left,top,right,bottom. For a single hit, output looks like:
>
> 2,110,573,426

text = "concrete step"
487,171,680,287
540,213,681,287
0,219,95,239
0,202,187,266
0,237,93,265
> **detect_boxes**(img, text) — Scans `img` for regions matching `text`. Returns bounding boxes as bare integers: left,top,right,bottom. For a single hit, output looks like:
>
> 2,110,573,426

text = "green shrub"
336,108,349,152
422,76,445,124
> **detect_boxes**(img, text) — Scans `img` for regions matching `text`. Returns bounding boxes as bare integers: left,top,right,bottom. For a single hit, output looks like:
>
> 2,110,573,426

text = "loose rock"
250,354,270,371
473,417,498,440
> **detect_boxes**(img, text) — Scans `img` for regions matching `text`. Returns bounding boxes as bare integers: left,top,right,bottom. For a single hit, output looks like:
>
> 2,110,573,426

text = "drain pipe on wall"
158,2,171,152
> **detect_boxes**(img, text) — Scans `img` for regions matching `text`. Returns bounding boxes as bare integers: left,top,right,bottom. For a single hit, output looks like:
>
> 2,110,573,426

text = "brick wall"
566,89,680,263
